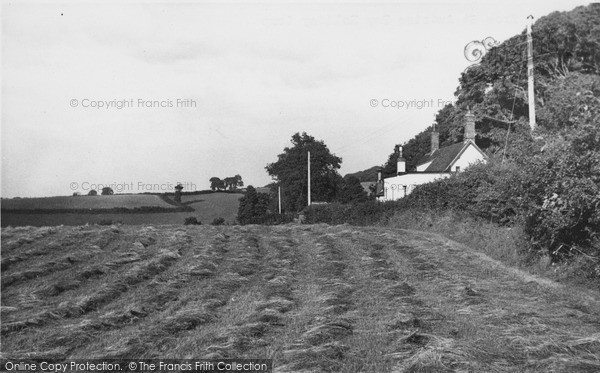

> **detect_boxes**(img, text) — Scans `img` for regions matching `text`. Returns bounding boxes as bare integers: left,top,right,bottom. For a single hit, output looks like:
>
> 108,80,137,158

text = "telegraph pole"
307,151,311,206
278,185,282,214
527,15,536,133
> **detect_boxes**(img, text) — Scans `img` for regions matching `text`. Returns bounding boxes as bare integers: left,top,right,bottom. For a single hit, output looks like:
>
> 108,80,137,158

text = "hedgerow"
401,123,600,262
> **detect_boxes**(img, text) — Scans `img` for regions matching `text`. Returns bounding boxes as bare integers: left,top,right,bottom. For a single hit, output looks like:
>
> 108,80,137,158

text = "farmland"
1,195,175,210
1,193,242,227
2,224,599,372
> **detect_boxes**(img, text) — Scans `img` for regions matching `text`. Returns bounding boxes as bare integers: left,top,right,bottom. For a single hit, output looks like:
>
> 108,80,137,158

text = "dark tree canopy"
101,187,114,195
336,175,368,204
237,185,271,224
211,175,243,191
209,177,225,191
266,132,342,212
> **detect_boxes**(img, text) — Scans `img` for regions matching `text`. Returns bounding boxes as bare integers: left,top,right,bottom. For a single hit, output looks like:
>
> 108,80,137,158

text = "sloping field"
1,195,175,210
1,193,242,226
180,193,241,223
1,224,599,372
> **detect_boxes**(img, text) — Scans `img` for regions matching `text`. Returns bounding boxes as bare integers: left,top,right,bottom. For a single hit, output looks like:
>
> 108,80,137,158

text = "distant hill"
344,166,381,182
1,192,242,226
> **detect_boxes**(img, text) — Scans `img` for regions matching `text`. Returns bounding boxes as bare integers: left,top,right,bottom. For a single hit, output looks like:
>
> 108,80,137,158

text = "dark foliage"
336,176,369,204
184,217,201,225
237,186,272,225
266,132,342,212
211,217,225,226
101,187,114,196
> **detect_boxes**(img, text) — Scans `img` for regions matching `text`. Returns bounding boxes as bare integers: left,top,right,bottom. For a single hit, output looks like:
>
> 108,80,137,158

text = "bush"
211,217,225,226
399,121,600,263
184,217,201,225
304,201,400,226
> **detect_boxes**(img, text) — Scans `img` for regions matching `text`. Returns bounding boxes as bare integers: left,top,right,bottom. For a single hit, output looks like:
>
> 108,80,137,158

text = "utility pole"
307,151,311,206
278,185,282,214
527,15,536,133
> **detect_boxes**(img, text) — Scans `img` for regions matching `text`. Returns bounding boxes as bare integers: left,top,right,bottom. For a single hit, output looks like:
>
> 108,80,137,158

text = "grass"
1,224,599,372
1,193,242,227
382,208,600,292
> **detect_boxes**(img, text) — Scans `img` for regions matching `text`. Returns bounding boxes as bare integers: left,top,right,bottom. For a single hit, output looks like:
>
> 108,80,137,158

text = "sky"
1,0,592,197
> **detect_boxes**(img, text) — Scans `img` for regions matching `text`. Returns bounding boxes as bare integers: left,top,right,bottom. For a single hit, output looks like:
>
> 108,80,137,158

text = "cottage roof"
416,141,485,172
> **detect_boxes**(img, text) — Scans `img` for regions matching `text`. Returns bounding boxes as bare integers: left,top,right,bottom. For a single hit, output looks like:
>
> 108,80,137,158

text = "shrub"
184,217,201,225
211,217,225,226
399,121,600,263
304,201,400,226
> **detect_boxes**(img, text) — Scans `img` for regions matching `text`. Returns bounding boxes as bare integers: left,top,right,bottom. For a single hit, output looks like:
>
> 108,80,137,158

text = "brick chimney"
464,109,476,143
396,145,406,174
431,123,439,153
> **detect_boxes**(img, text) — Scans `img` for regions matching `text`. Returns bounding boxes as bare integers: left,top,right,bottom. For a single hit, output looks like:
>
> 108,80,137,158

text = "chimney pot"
396,145,406,174
464,109,476,142
431,124,439,153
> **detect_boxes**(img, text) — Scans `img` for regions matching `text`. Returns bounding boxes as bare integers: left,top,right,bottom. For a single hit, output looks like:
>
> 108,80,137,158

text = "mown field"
1,193,242,227
1,195,175,210
2,224,599,372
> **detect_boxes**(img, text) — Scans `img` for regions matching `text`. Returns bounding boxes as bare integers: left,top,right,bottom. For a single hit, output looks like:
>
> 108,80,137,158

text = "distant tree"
223,175,244,190
336,176,368,204
224,177,235,190
234,174,244,189
72,192,81,196
237,185,271,224
101,187,114,195
344,166,381,182
266,132,342,212
88,189,98,196
209,177,225,191
174,184,184,203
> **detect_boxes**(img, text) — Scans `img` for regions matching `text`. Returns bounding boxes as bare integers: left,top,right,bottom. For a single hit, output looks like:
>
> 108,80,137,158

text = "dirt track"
2,224,599,372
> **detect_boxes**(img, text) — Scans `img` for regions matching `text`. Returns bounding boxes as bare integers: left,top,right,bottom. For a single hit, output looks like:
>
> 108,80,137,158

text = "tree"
224,177,236,190
209,177,225,191
88,189,98,196
101,187,114,195
174,184,184,203
266,132,342,212
234,174,244,189
336,176,368,204
223,175,244,190
237,185,271,224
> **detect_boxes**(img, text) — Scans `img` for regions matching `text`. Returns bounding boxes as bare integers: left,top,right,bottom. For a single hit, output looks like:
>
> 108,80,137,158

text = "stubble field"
2,224,599,372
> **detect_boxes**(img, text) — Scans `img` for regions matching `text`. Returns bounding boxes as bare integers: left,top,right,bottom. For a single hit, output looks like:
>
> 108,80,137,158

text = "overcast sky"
1,0,590,197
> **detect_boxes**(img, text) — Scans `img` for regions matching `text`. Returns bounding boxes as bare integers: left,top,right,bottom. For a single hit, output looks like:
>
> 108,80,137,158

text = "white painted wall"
450,143,486,172
378,172,451,201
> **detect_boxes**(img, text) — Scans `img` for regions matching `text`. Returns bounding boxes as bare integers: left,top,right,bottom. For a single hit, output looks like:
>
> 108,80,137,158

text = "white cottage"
377,110,487,201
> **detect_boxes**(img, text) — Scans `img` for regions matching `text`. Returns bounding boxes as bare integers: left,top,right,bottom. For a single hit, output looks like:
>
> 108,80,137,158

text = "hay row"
0,310,60,336
275,231,357,371
2,260,72,288
58,249,181,317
